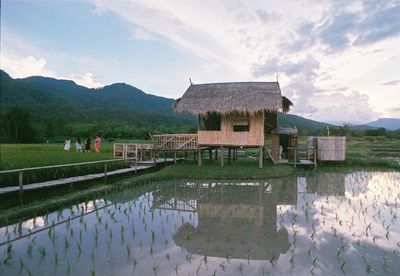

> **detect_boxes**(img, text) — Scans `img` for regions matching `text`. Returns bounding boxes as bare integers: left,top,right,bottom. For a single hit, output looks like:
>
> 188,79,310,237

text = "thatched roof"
174,82,291,115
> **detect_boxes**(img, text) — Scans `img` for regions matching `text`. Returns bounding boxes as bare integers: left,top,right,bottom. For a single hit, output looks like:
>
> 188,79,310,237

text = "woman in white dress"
64,137,71,151
76,138,83,152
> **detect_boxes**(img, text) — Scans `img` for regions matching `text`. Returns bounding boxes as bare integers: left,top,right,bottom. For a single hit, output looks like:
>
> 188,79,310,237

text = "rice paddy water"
0,171,399,275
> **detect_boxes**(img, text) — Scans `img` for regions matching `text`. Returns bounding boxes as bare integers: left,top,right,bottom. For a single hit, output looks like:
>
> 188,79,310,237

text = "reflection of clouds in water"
22,216,45,230
275,172,400,275
293,172,400,251
344,171,372,197
84,199,105,212
297,177,307,193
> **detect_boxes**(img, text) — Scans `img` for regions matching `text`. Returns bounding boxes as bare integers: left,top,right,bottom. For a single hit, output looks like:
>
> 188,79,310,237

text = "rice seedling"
152,260,159,275
64,236,69,251
54,252,59,266
22,241,32,258
18,257,24,272
38,246,46,259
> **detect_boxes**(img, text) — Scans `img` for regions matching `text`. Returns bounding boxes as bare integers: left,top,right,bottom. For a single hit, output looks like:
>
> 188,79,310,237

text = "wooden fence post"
259,146,263,168
220,146,224,168
314,148,317,170
198,149,202,166
104,163,107,178
19,172,23,193
135,145,138,173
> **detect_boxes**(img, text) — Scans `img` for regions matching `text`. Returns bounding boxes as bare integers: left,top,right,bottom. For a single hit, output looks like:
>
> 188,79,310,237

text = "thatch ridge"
174,81,288,115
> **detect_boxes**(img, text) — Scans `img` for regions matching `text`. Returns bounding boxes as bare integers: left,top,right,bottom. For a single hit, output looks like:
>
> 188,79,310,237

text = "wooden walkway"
0,158,176,195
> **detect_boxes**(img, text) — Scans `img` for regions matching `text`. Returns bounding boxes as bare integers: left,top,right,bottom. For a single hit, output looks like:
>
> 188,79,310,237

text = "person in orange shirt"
94,135,101,153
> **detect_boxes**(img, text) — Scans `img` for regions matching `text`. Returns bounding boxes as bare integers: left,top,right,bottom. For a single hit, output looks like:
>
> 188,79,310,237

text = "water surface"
1,171,399,275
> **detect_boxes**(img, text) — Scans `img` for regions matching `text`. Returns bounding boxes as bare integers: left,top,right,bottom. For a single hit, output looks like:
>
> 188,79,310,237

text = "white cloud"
71,72,103,88
87,0,399,121
0,54,103,88
0,54,56,79
132,28,158,41
308,91,379,124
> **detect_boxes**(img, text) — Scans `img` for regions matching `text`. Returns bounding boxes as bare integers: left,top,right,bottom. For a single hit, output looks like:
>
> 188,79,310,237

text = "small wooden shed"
270,127,298,163
173,82,292,167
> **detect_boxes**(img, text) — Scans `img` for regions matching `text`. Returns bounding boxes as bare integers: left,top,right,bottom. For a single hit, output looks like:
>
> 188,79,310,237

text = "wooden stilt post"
165,152,167,164
220,146,224,168
228,148,231,162
198,149,202,166
259,146,263,168
294,149,297,168
209,149,212,160
174,150,177,164
215,148,218,160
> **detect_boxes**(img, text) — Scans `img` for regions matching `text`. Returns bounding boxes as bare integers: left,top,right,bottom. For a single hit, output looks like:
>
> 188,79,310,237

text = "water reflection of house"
302,173,346,196
152,178,297,260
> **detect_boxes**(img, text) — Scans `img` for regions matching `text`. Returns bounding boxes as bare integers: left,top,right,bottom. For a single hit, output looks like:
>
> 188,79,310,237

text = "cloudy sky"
1,0,399,124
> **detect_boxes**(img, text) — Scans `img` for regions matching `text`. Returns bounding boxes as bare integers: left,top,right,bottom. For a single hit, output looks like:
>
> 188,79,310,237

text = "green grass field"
0,136,399,188
0,142,130,188
0,143,113,170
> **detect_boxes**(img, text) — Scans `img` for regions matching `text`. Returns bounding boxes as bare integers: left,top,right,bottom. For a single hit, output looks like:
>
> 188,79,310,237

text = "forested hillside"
0,70,196,142
2,70,363,142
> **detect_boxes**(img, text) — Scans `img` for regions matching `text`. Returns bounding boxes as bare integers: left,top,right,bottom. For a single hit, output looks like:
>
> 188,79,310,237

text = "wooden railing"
150,134,198,151
0,159,129,193
113,143,153,160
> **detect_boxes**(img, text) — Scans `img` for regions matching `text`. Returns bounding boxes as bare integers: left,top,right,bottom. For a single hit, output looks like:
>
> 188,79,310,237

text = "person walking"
64,137,71,151
94,135,101,153
76,137,83,152
85,137,91,152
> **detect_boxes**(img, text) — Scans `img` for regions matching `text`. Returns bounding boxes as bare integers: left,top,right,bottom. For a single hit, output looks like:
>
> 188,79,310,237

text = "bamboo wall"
198,113,264,146
316,136,346,161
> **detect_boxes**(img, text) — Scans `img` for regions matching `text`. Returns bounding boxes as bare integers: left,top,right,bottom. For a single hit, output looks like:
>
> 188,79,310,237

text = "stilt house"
173,82,293,167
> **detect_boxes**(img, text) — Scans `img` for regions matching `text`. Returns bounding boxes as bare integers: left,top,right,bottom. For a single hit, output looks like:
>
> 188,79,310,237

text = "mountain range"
1,69,398,135
353,118,400,131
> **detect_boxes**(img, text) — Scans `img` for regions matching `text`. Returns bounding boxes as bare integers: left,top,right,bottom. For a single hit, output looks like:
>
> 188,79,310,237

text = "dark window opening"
233,125,249,132
201,112,221,131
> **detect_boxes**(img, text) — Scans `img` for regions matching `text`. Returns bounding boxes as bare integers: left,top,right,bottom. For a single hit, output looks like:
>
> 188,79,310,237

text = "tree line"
0,106,197,143
1,106,398,143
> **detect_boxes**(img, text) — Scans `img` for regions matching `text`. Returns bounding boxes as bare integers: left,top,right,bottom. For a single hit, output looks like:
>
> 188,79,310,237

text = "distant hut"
173,82,293,167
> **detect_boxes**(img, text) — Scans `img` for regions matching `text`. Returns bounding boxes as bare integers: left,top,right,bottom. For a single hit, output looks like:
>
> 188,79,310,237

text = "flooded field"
1,171,399,275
